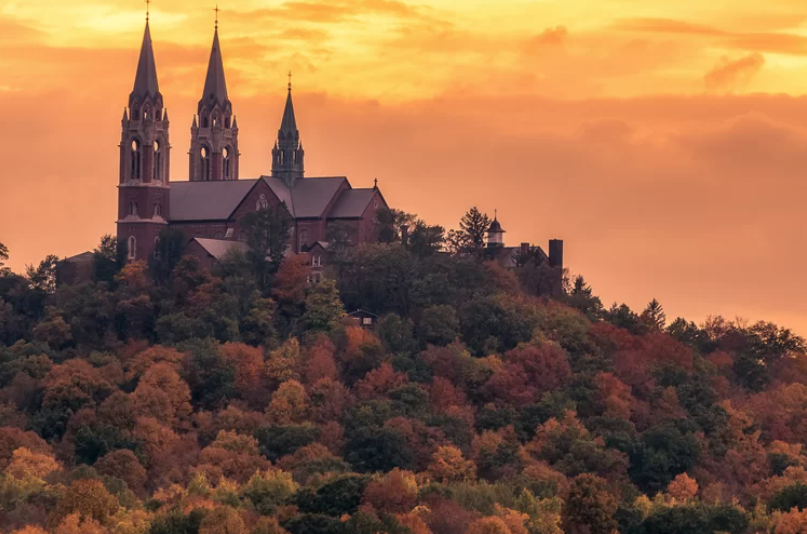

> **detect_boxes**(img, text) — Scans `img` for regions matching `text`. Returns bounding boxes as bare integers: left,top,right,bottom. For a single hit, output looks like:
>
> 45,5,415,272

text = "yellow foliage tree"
427,445,476,483
266,380,309,425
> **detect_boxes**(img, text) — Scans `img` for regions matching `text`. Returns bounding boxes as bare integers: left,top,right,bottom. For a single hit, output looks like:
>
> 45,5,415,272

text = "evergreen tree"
303,279,346,332
448,207,490,256
0,240,9,275
642,298,667,332
26,254,59,293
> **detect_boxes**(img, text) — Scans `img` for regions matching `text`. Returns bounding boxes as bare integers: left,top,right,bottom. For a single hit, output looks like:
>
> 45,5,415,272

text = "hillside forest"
1,207,807,534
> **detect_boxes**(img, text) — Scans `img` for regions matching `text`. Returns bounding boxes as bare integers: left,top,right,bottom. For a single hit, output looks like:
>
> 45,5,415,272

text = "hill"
1,209,806,534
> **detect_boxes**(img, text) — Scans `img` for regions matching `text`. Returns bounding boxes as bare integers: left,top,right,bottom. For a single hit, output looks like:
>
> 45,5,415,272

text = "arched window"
128,236,136,260
129,201,139,216
279,150,284,165
153,140,162,182
223,146,231,180
256,194,269,211
299,229,309,250
130,139,142,180
202,115,209,128
201,146,211,181
154,202,162,217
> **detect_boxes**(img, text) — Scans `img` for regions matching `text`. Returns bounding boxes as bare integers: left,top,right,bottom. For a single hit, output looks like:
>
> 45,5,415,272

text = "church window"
202,115,209,128
299,229,309,250
256,194,269,210
225,228,234,239
279,150,284,165
131,139,142,180
129,201,139,216
213,115,218,128
154,202,162,217
128,236,136,260
201,146,211,181
153,140,162,182
225,117,231,128
223,146,231,180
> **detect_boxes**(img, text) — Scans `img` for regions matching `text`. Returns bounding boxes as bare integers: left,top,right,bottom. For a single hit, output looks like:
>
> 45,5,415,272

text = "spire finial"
288,71,292,92
494,208,498,220
214,4,220,29
146,0,151,21
374,178,378,189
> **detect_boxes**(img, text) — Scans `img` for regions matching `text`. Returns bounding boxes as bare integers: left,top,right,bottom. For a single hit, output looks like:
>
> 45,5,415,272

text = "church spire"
130,21,160,107
199,26,229,114
272,76,305,187
189,18,239,182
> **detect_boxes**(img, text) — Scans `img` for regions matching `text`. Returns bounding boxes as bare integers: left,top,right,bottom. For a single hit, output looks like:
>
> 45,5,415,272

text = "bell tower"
190,19,239,182
271,75,305,187
117,17,171,263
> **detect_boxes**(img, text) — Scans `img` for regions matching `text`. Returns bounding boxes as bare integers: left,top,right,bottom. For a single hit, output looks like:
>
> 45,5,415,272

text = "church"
115,19,388,271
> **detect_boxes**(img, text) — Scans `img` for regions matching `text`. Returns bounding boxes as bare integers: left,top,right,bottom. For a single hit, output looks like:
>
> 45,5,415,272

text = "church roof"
170,179,259,221
192,238,248,260
199,28,229,113
131,22,160,105
327,188,376,218
489,218,505,233
169,176,350,222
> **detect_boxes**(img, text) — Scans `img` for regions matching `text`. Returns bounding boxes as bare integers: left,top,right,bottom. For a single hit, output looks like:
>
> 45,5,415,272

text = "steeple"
487,211,506,248
189,21,239,182
130,22,161,108
272,76,305,187
199,28,230,115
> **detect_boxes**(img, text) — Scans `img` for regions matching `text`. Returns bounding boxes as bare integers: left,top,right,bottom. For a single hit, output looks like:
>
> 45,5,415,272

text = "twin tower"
120,20,304,187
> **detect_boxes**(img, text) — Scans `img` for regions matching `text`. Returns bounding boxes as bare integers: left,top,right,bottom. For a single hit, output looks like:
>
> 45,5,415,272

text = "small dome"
489,218,505,233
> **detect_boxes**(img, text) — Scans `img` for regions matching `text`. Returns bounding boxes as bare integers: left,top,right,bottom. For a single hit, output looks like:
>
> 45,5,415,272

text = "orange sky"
2,0,807,334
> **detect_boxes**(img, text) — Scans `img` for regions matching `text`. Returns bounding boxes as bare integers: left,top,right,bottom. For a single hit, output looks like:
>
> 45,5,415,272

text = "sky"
1,0,807,334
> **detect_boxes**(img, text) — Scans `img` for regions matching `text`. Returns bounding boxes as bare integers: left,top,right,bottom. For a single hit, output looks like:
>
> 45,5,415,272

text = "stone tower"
117,20,170,263
271,81,305,187
190,26,239,182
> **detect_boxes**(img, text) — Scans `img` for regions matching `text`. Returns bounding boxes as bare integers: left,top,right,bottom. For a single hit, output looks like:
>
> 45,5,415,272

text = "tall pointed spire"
199,27,229,113
280,73,298,135
130,21,160,106
272,74,305,187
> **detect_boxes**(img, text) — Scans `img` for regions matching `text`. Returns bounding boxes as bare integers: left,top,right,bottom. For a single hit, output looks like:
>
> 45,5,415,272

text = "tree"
448,207,490,256
199,507,247,534
419,305,460,347
564,474,618,534
266,380,309,425
362,468,419,514
50,479,119,527
91,235,120,283
565,276,603,320
642,299,667,332
428,445,476,483
302,279,345,332
26,255,59,293
241,204,292,288
241,468,299,516
409,221,445,257
375,208,417,244
0,240,9,274
150,227,187,286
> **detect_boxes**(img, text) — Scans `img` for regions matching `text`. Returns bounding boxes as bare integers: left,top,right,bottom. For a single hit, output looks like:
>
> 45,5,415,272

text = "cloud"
615,18,725,37
704,53,765,92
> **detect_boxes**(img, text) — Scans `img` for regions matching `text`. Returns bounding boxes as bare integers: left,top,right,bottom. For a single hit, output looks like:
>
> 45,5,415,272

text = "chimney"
401,225,410,247
520,243,530,256
549,239,564,268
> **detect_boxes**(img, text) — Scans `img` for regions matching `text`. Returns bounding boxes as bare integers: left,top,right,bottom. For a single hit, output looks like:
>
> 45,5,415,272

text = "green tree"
418,305,460,347
26,254,60,293
565,275,604,320
0,240,8,274
241,204,292,289
642,298,667,331
375,208,417,244
303,279,345,332
91,234,121,283
447,206,490,256
409,221,445,257
564,474,618,534
150,227,188,286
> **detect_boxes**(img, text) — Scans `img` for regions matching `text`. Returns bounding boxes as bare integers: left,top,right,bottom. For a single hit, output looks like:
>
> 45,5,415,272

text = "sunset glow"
2,0,807,332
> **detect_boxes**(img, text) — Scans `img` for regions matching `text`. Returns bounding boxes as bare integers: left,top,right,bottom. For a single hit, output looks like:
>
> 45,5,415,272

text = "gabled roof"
289,177,347,218
170,179,259,221
131,22,160,105
199,28,229,113
192,238,248,260
327,188,376,219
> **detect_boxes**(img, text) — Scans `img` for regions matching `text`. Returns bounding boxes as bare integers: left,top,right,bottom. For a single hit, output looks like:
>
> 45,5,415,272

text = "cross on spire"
146,0,151,21
214,5,220,29
287,71,293,92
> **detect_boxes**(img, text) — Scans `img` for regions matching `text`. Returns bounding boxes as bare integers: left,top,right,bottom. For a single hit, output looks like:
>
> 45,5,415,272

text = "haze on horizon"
1,0,806,334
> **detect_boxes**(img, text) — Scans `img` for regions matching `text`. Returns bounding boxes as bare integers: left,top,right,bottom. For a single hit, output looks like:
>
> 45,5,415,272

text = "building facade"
116,21,388,268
